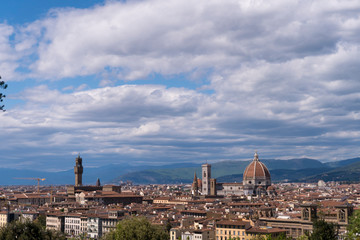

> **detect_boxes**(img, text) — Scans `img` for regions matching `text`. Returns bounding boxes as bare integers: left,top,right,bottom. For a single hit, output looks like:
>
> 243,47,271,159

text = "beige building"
215,219,251,240
261,203,354,239
46,213,65,232
0,211,13,227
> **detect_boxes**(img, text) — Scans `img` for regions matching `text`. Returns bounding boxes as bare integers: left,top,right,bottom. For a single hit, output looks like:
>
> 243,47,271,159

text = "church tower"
74,154,83,186
202,163,211,195
192,172,199,196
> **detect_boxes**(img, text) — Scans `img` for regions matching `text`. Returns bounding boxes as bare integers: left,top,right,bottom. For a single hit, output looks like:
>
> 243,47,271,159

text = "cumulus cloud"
10,0,356,80
1,0,360,169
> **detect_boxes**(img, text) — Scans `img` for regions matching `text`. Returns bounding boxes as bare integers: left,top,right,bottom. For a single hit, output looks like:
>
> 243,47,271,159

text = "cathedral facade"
192,152,273,197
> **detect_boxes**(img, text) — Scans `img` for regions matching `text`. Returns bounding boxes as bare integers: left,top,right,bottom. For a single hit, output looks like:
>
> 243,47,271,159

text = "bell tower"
74,154,83,186
202,163,211,195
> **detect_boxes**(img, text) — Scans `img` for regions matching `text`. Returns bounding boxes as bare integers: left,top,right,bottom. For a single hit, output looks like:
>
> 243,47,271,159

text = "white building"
64,215,82,237
87,215,102,239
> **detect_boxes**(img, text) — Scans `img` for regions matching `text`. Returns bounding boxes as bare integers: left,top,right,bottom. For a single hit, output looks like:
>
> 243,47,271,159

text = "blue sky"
1,0,360,171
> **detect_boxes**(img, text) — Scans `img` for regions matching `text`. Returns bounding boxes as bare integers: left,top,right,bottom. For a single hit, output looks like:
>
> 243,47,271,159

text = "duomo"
191,152,276,197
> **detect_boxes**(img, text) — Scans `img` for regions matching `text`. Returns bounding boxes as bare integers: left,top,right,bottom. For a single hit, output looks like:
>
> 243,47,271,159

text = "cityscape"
0,153,358,239
1,0,360,239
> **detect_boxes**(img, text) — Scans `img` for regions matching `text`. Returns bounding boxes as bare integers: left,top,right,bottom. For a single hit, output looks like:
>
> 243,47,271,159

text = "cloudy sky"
1,0,359,171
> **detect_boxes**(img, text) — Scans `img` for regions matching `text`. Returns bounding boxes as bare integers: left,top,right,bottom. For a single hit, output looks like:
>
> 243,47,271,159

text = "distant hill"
323,157,360,168
0,162,199,186
304,160,360,182
112,158,329,184
1,157,359,185
216,168,331,183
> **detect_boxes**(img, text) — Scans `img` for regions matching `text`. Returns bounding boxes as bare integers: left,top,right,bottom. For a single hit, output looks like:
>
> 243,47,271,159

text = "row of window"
217,237,245,240
216,225,245,229
65,219,80,224
216,230,245,236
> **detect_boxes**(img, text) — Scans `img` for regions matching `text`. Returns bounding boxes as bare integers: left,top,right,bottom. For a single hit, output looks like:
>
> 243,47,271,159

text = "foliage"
0,76,7,111
68,232,88,240
102,217,168,240
250,233,292,240
345,210,360,240
269,233,292,240
34,214,47,228
297,235,309,240
0,219,66,240
308,219,338,240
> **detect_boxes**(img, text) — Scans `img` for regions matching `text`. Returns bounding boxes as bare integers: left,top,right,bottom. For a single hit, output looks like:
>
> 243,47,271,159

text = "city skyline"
1,0,360,171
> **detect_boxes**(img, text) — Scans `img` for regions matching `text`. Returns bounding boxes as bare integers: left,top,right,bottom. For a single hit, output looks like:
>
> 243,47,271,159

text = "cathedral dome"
243,152,271,182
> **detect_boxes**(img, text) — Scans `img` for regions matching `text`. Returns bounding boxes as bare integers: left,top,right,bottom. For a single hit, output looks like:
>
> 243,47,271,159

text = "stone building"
243,152,271,196
261,203,354,239
198,152,272,197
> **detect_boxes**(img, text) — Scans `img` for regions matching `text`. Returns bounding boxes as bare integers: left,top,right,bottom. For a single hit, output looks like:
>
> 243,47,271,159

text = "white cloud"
1,0,360,168
8,0,352,80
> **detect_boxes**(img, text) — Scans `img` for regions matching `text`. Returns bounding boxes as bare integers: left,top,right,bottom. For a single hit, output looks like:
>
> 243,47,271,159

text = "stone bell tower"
74,154,83,186
202,163,211,195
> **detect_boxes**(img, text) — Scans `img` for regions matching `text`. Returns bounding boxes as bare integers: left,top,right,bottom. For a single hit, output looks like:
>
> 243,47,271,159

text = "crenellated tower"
74,154,83,186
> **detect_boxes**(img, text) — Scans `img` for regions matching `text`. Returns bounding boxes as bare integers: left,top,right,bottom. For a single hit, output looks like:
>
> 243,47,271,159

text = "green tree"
251,233,291,240
266,233,292,240
102,217,168,240
308,219,338,240
0,219,66,240
346,210,360,240
297,235,309,240
0,76,7,111
34,214,47,228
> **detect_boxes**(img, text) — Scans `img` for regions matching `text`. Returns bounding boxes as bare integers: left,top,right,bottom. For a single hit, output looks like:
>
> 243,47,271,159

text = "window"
339,209,346,222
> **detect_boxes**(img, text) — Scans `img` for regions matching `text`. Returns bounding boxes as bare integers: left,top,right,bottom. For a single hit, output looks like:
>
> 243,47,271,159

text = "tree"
267,233,292,240
34,214,47,228
251,233,292,240
0,76,7,111
346,210,360,240
0,219,66,240
308,219,338,240
102,217,168,240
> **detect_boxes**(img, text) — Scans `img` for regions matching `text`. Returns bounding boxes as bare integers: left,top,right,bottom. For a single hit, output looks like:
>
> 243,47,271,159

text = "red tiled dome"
243,152,271,181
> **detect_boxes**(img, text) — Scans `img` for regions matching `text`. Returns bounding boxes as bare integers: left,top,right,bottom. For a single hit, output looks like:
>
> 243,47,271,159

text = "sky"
0,0,360,171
